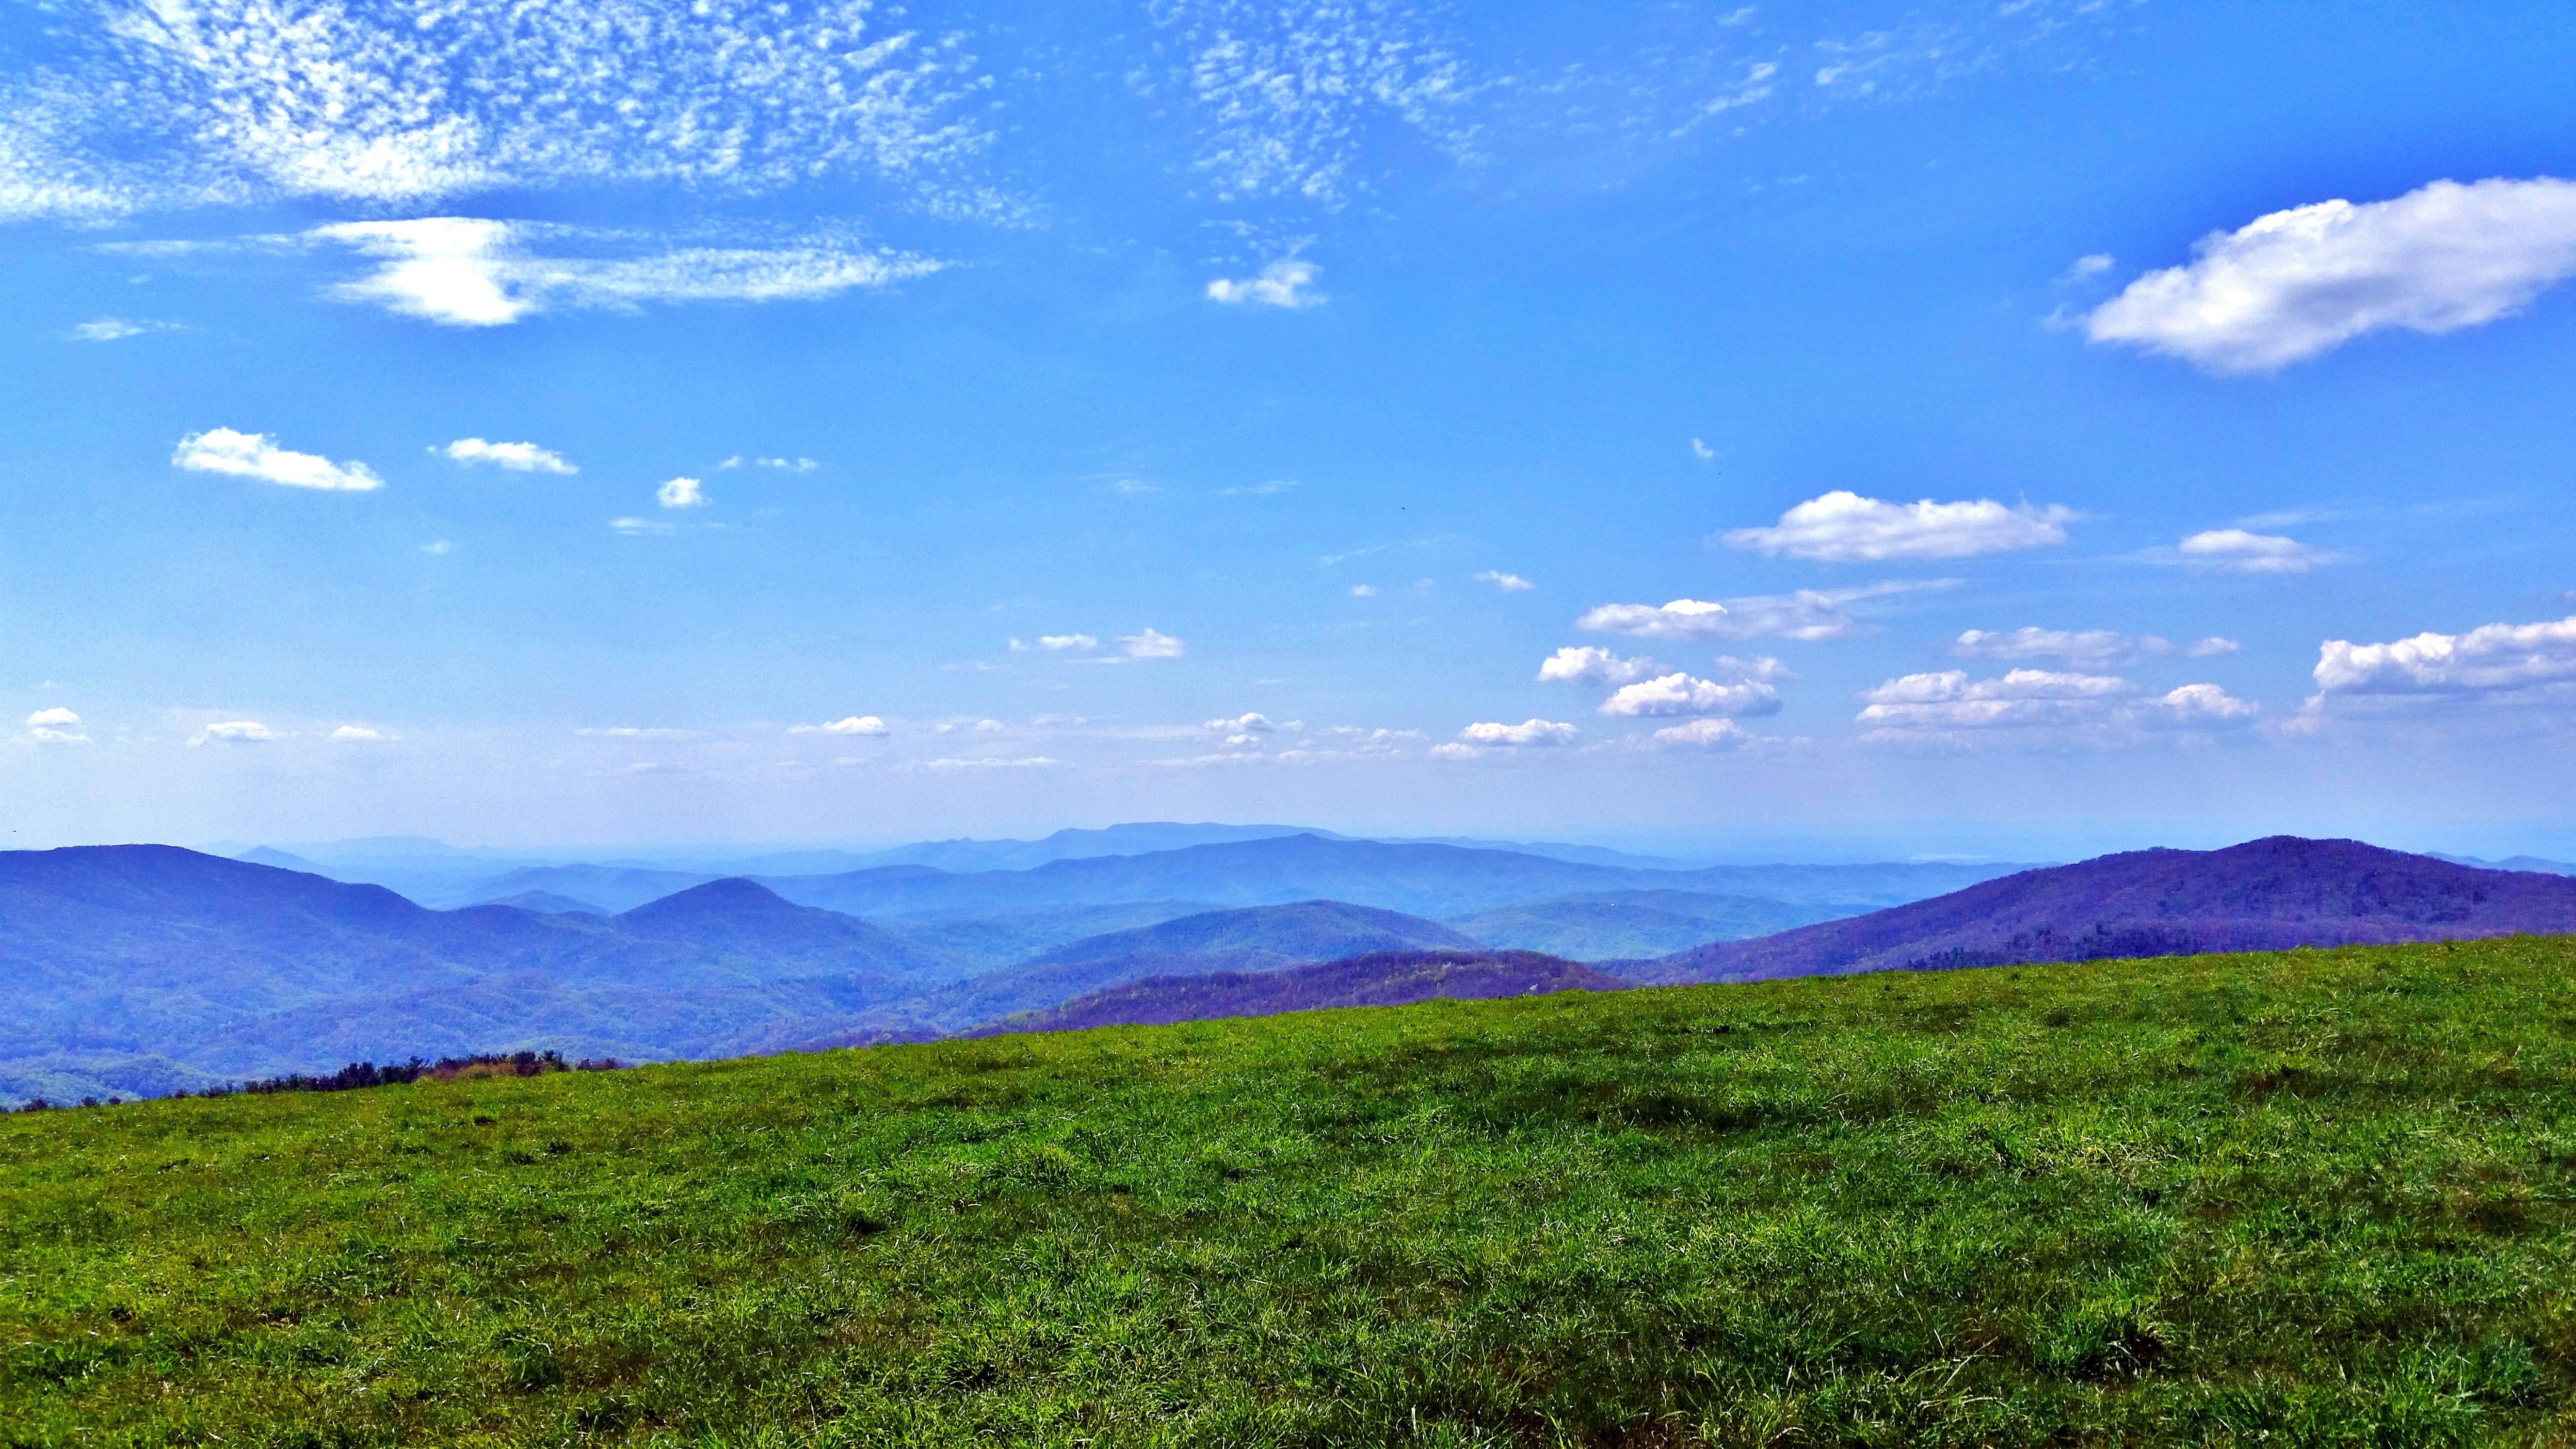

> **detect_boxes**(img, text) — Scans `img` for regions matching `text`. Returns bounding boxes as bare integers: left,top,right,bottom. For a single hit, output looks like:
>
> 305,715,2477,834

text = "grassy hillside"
5,938,2574,1446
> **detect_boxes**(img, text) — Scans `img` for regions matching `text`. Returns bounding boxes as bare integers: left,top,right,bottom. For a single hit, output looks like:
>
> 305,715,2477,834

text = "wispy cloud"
2161,529,2348,575
1148,0,1476,206
1207,259,1323,307
0,0,995,222
173,428,382,492
441,438,574,474
1473,570,1534,592
312,219,942,326
2086,177,2576,372
67,318,177,342
789,715,889,736
1577,580,1949,642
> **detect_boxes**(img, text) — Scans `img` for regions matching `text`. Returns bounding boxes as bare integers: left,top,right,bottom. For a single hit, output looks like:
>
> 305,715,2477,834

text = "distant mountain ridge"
977,950,1631,1036
1632,837,2576,985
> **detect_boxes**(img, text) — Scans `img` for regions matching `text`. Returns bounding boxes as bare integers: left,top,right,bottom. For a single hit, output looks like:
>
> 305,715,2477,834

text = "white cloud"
1653,718,1750,749
68,318,174,341
1953,627,2151,669
1473,570,1535,592
914,756,1059,773
421,540,454,555
2315,615,2576,698
2143,684,2258,727
1537,646,1662,686
313,219,942,327
934,719,1009,735
1206,712,1292,734
1690,438,1716,463
25,707,87,743
2173,529,2342,574
328,724,391,741
608,517,675,535
2186,636,2242,657
0,0,995,221
1207,260,1323,308
1429,742,1483,761
173,428,382,492
2086,177,2576,372
1120,628,1186,660
441,437,574,474
720,456,820,472
1221,479,1298,496
198,720,279,743
657,477,706,510
1721,490,2074,562
1458,719,1578,747
1577,580,1948,643
2065,253,2115,281
1348,584,1378,598
1857,669,2254,743
791,716,889,736
1598,673,1783,719
1039,634,1100,652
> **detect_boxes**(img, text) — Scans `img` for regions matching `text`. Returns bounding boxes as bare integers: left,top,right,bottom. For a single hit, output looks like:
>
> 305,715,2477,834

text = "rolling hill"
1445,889,1836,959
984,948,1629,1034
1632,835,2576,984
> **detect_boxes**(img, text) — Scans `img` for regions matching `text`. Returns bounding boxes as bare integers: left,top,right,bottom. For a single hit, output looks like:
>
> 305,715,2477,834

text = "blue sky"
5,0,2576,859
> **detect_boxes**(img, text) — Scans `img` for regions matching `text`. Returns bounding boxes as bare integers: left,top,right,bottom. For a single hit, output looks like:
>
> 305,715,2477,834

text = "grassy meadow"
5,938,2575,1446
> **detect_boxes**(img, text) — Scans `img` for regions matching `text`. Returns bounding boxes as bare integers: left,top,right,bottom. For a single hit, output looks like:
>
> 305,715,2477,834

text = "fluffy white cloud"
173,428,382,492
2086,177,2576,372
1458,719,1578,747
25,707,87,743
1598,673,1782,719
198,720,279,743
2315,615,2576,698
1721,490,2074,562
1474,570,1534,592
1039,634,1099,652
1207,260,1323,308
1858,669,2254,743
2172,529,2342,574
312,219,941,326
2187,636,2243,657
1120,628,1186,660
1577,581,1946,643
0,0,994,221
1690,438,1716,463
657,477,705,510
1206,712,1295,734
2143,683,2258,727
1537,646,1662,686
1653,718,1750,749
791,716,889,736
328,724,391,741
441,437,574,474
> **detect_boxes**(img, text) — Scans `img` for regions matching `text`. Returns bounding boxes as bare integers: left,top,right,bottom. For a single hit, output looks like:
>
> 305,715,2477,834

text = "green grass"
6,939,2576,1447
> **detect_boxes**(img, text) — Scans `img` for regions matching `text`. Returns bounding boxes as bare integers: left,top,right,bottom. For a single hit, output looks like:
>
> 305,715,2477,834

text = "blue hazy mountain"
979,950,1630,1036
1630,837,2576,985
758,834,2022,920
1444,890,1843,960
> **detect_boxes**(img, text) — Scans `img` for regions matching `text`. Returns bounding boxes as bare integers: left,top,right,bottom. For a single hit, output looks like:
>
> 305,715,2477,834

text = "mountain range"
10,830,2571,1108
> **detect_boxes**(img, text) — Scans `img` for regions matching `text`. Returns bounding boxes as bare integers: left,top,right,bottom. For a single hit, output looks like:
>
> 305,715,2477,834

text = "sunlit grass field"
6,938,2575,1446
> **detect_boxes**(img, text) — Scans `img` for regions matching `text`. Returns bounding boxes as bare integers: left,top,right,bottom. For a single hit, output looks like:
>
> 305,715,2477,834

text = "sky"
5,0,2576,860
